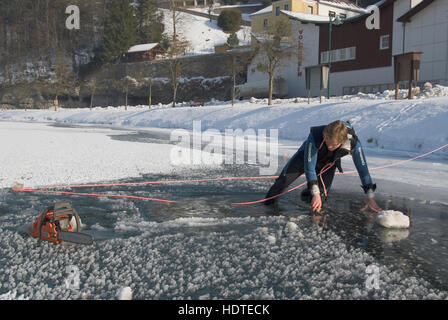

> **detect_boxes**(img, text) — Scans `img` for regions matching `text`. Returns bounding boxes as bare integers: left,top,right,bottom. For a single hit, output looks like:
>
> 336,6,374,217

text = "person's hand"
361,198,382,213
311,194,322,213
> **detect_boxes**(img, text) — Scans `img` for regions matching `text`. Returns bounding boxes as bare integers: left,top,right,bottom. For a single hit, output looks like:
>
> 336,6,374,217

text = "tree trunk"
54,95,58,111
268,74,274,106
232,73,235,106
172,85,177,108
148,83,152,109
125,88,128,111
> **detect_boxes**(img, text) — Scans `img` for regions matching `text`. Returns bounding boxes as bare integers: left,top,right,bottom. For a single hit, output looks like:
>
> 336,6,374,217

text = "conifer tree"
136,0,165,44
102,0,138,63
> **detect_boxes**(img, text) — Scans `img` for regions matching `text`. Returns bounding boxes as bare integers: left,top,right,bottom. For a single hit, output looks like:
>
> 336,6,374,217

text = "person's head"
323,120,348,151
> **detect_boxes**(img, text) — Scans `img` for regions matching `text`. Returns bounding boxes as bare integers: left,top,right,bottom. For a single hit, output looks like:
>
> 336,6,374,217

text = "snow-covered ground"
0,88,447,300
160,8,252,55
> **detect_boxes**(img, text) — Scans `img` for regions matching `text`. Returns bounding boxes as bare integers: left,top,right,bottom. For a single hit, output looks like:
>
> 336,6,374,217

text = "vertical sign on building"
297,29,304,77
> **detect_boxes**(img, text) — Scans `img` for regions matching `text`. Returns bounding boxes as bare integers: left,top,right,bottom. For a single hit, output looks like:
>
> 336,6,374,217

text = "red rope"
12,144,448,205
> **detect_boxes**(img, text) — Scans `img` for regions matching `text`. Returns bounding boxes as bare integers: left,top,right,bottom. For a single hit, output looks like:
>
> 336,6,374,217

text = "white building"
243,0,447,99
393,0,448,86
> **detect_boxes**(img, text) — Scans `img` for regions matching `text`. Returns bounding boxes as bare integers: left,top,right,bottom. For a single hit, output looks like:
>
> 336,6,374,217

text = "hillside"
160,8,251,55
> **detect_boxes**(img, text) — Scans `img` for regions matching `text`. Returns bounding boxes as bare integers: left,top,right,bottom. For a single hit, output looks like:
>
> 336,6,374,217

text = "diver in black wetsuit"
264,120,382,214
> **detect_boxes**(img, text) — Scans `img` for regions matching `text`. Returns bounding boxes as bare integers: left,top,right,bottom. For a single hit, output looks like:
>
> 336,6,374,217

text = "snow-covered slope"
160,8,251,55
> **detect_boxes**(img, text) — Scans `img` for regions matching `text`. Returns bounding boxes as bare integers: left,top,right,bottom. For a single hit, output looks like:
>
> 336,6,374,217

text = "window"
321,47,356,64
339,13,347,19
263,18,268,28
284,4,289,10
275,6,280,16
348,47,356,59
330,50,338,62
329,11,336,18
321,51,328,64
339,48,346,60
380,34,390,50
308,6,313,14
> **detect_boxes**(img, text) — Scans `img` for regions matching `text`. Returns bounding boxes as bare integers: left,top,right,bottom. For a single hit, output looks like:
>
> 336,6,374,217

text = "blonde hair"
323,120,348,144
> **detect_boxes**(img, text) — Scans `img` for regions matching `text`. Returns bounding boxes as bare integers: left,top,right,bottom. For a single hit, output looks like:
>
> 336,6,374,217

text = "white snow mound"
376,210,410,229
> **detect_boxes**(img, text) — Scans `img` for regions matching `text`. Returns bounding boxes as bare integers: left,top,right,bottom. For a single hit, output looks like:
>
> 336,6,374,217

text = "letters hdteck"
178,304,270,317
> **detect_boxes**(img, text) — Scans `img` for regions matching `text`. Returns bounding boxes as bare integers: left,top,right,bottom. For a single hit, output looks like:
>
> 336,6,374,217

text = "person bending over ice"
264,120,382,213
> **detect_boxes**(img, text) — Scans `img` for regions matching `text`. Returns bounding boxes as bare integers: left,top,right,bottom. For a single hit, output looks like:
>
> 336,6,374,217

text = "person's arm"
303,133,322,212
304,132,319,195
352,140,382,212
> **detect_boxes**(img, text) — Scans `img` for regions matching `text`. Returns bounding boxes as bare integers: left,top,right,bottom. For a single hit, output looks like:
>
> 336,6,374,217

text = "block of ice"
376,210,410,229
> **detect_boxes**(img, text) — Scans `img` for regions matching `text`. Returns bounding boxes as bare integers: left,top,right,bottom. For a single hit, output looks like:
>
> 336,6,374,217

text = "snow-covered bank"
1,91,447,157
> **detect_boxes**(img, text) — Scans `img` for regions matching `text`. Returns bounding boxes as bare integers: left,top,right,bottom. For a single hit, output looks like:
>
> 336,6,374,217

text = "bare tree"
52,53,74,111
207,2,215,22
228,51,249,106
252,20,296,106
166,0,190,108
119,76,138,110
136,70,154,109
85,77,98,110
143,78,153,109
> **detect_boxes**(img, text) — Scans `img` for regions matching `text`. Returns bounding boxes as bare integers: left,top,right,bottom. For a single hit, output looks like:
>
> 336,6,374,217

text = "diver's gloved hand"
361,183,382,213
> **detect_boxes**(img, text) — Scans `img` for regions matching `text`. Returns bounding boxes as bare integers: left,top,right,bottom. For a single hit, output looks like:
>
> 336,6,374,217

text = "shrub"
217,9,242,33
226,33,239,48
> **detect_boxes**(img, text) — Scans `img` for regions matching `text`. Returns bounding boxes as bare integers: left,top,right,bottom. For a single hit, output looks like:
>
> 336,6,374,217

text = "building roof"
397,0,435,23
280,10,331,24
306,0,393,25
319,0,366,12
250,5,272,17
127,43,160,53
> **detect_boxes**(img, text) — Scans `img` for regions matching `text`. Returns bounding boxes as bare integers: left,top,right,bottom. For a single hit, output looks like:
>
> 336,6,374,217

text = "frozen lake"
0,123,447,300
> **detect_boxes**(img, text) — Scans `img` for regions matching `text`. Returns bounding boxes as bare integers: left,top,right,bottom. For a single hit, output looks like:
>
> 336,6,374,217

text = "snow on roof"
280,10,331,23
319,0,367,13
127,43,160,53
250,5,272,17
218,3,264,9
